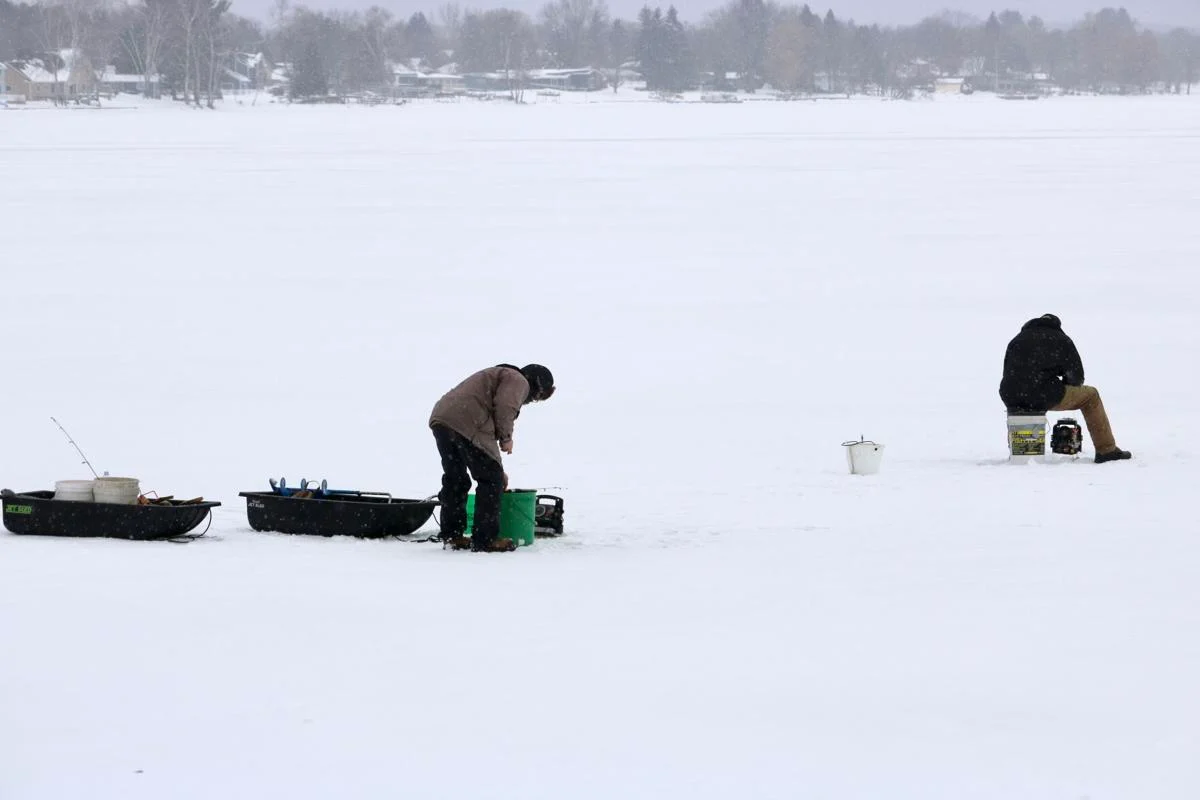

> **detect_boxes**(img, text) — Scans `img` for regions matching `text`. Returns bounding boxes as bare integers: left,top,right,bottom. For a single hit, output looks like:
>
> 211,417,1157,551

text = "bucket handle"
842,436,878,447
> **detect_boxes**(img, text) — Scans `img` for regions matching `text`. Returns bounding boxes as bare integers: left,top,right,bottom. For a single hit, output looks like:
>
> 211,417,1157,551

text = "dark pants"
431,424,504,545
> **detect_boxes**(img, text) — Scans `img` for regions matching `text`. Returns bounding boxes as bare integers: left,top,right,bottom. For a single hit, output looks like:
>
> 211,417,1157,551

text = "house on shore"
525,68,607,91
98,67,161,98
3,49,96,102
392,65,466,97
461,67,606,93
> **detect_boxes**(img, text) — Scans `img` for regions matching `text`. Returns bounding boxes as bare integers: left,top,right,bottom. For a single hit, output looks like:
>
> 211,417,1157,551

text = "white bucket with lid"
54,479,95,502
93,476,141,505
843,438,885,476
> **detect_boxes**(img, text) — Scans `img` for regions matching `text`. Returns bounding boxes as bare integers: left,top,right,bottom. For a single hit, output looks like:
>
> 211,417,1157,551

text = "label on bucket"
1009,428,1046,456
4,504,32,515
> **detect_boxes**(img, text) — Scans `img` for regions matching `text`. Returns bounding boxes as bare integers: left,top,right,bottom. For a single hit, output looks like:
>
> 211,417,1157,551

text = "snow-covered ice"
2,93,1199,799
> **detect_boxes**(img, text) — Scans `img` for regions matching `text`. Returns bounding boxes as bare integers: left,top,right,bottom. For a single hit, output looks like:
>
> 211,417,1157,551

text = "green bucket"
464,490,536,547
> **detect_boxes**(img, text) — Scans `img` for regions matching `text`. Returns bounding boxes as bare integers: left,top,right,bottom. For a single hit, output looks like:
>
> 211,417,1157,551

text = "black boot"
1095,449,1132,464
471,537,516,553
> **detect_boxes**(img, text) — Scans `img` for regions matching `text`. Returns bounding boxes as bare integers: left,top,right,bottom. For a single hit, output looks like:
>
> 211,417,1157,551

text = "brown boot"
471,537,516,553
443,535,473,550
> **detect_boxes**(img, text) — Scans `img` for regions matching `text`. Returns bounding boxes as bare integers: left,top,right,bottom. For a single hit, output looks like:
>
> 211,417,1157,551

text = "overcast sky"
243,0,1200,29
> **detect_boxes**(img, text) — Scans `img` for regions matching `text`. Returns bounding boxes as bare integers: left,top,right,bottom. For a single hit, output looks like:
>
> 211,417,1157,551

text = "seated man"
999,314,1131,463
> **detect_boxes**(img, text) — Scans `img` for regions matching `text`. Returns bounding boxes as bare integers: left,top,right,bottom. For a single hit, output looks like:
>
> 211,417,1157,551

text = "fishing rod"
50,417,99,479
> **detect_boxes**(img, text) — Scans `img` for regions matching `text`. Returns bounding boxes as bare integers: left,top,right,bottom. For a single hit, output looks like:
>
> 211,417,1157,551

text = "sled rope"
165,508,214,544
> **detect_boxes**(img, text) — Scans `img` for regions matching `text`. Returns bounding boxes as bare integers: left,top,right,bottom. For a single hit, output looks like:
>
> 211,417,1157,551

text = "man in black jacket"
1000,314,1131,463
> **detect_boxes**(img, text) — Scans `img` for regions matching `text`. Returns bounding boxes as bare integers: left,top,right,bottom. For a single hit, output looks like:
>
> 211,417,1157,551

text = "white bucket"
93,476,141,505
54,479,95,502
1006,414,1047,460
843,439,885,475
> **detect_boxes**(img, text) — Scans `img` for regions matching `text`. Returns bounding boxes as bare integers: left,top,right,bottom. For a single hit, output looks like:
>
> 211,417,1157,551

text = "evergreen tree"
636,6,664,89
406,11,437,65
661,6,692,91
291,38,327,97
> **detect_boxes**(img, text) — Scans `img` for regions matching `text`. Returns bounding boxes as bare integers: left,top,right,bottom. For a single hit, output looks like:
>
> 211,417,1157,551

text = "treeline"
1,0,1197,101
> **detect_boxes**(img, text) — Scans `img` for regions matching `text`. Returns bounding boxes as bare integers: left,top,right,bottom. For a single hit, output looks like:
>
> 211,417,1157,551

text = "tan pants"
1052,385,1117,454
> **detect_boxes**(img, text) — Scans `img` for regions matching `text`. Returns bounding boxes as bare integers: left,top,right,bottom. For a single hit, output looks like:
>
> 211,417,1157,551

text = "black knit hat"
520,364,555,401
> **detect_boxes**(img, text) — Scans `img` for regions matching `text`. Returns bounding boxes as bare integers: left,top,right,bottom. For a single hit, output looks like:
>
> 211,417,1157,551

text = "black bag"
1051,419,1083,455
534,495,564,536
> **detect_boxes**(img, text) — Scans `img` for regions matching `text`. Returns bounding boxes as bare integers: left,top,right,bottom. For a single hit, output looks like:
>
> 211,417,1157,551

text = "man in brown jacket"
429,363,555,552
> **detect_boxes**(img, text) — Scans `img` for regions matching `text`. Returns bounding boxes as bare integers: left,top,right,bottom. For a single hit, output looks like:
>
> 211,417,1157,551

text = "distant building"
896,58,937,84
935,78,966,94
525,68,607,92
3,50,96,102
423,73,465,95
220,68,252,95
392,65,465,96
994,73,1060,96
224,52,273,93
268,62,292,95
462,67,606,93
461,72,514,92
701,71,764,91
98,67,161,98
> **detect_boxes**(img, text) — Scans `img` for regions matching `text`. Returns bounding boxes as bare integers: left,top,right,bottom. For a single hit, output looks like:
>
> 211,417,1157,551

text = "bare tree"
730,0,770,89
269,0,290,30
910,16,963,78
540,0,609,67
174,0,199,102
1163,28,1198,94
38,2,71,101
202,0,230,107
50,0,113,61
497,12,533,101
38,0,109,101
505,35,524,102
438,2,462,57
120,0,168,98
608,18,629,92
167,0,226,106
459,8,535,75
764,12,818,91
359,6,393,85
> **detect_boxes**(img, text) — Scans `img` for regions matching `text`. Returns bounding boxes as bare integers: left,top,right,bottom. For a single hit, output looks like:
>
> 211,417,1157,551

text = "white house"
224,52,272,93
98,66,161,97
0,63,23,104
935,77,966,94
268,63,292,94
4,50,96,102
423,72,465,94
392,65,465,96
462,67,606,93
525,68,606,91
220,67,253,95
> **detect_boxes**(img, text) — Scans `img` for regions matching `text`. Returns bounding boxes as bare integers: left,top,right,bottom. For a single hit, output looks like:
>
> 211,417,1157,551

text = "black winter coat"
999,315,1085,413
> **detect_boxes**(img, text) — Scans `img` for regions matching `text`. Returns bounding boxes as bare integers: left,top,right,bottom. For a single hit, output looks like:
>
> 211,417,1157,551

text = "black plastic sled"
2,489,220,541
239,490,437,538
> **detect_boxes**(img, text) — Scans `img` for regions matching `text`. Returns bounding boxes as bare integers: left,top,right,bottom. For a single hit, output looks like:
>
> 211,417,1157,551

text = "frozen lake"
2,93,1199,799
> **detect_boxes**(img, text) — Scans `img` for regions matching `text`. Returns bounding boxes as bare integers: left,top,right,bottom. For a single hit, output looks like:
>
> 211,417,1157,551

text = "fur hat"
520,364,555,401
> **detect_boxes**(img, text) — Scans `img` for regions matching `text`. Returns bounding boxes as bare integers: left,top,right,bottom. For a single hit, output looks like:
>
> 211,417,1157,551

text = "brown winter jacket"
429,366,530,463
